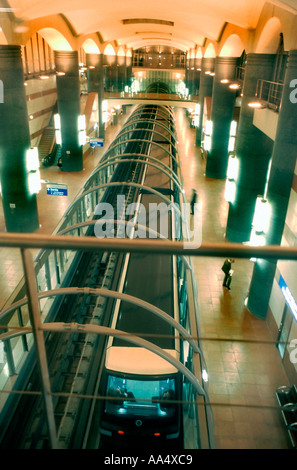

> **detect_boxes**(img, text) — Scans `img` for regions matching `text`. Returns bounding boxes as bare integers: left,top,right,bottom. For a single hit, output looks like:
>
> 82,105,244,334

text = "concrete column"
196,57,215,146
54,51,83,172
225,53,276,242
86,53,105,139
117,55,127,92
205,57,239,179
0,45,39,232
247,50,297,319
126,54,133,88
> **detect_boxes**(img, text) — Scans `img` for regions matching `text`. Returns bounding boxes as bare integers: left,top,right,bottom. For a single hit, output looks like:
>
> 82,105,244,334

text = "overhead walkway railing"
255,79,284,111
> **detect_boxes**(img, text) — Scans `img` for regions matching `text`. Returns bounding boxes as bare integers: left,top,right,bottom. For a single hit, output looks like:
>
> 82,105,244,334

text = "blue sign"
46,184,68,196
89,138,104,148
279,275,297,321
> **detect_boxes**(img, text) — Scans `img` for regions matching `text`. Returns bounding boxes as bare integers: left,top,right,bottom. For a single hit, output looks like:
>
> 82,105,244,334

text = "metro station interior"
0,0,297,450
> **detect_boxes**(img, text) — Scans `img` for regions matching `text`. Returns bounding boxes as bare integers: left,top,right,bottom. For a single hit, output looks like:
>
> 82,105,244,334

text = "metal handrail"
0,233,296,259
255,79,284,111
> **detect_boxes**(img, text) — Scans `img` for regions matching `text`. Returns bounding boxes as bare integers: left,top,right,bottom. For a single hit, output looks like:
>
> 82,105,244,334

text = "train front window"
105,375,177,418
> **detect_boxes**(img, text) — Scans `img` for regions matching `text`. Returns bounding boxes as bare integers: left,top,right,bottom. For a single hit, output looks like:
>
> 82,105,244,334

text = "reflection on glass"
105,374,176,418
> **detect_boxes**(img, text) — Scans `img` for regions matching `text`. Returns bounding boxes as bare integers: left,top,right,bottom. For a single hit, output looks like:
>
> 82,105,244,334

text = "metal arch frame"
101,139,180,168
0,287,199,354
56,220,192,270
64,182,184,221
127,104,175,122
85,153,182,192
83,158,183,197
117,118,178,144
129,105,176,121
123,108,176,130
114,125,177,148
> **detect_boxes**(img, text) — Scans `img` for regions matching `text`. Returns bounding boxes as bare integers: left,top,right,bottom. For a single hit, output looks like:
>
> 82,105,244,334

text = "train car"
98,105,197,448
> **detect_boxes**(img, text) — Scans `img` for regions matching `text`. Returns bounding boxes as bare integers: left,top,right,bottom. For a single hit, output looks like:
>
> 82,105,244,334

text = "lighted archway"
82,38,100,54
0,28,8,45
104,44,116,56
196,47,203,59
38,28,72,51
255,17,283,53
204,43,216,58
219,34,244,57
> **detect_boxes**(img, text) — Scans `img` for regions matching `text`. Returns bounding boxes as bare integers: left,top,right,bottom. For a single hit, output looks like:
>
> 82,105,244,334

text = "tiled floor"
0,103,292,449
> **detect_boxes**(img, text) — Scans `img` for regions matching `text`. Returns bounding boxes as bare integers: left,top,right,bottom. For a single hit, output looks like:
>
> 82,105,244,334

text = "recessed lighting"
248,101,264,108
229,83,240,89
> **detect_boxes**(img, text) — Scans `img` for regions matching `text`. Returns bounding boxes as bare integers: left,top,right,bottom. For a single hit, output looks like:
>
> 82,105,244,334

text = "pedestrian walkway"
174,106,291,449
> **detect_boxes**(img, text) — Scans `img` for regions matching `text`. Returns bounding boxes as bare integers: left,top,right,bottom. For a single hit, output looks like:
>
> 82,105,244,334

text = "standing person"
221,258,235,290
190,189,198,215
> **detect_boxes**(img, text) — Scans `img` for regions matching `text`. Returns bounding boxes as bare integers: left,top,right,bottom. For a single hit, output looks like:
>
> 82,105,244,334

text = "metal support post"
20,248,58,449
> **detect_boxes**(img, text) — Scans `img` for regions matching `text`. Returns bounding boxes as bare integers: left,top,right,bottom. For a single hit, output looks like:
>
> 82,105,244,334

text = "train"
96,104,208,448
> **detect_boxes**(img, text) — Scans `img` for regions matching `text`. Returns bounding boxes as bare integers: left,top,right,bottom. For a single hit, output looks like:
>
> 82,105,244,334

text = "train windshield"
104,375,177,418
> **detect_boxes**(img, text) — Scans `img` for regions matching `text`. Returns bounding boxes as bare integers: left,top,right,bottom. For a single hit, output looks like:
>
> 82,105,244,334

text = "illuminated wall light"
228,136,236,152
220,79,229,84
230,120,237,137
226,155,238,180
78,115,86,146
56,71,65,76
203,120,212,151
39,75,49,80
252,196,271,234
224,179,236,203
249,228,266,247
102,99,109,123
205,120,212,136
54,114,62,145
204,135,211,151
205,71,211,75
26,147,41,194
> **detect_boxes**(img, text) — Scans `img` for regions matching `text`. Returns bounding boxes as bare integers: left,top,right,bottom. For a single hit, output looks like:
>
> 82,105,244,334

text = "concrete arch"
255,17,283,53
0,28,8,45
196,47,203,59
104,43,116,55
219,34,245,57
204,42,216,58
79,37,101,54
38,28,72,51
17,15,77,49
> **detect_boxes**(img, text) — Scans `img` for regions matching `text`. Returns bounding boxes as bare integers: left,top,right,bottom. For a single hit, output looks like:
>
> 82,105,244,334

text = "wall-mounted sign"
279,275,297,321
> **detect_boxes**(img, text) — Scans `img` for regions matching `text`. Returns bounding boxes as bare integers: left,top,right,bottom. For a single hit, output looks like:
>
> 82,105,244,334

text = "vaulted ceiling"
4,0,297,51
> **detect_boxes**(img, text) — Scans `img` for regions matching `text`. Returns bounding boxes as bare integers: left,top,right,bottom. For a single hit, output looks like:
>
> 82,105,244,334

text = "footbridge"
104,91,199,110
